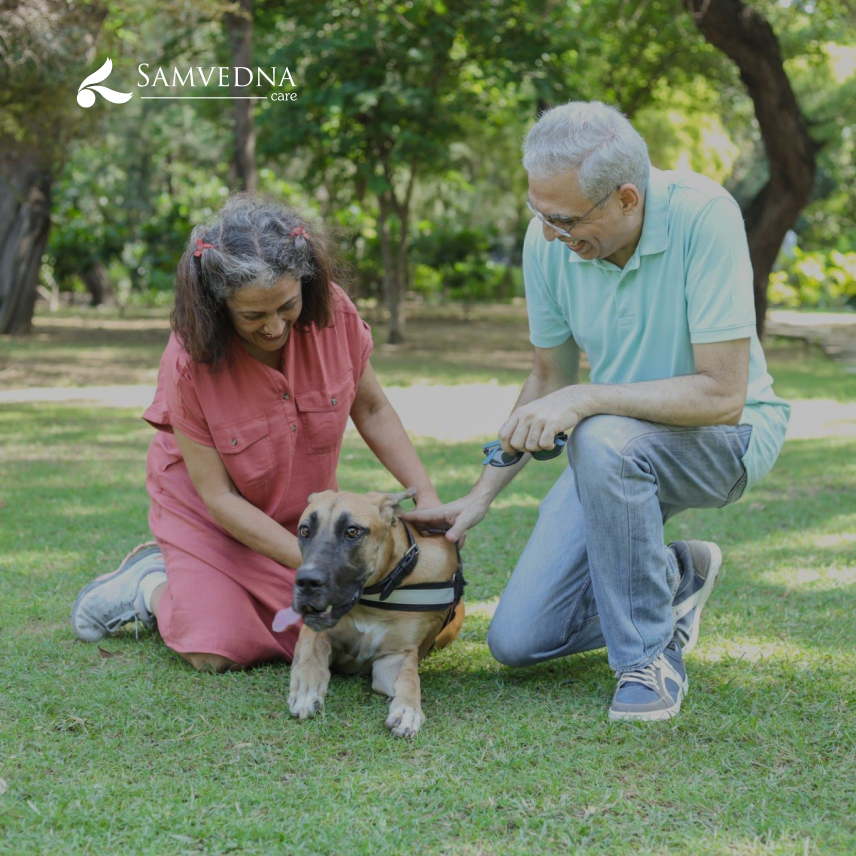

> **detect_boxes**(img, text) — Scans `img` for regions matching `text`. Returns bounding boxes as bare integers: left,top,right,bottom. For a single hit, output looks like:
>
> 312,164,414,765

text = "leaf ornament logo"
77,58,133,108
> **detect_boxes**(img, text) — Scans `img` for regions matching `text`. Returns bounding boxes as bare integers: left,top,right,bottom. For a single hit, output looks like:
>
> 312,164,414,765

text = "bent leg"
569,415,751,674
155,542,298,668
487,465,605,667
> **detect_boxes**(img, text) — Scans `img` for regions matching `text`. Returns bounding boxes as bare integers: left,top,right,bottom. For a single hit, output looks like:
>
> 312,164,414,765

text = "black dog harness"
357,520,466,628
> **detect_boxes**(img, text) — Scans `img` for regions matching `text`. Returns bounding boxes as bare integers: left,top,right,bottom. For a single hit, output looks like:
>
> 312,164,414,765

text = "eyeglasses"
482,433,569,468
526,187,618,239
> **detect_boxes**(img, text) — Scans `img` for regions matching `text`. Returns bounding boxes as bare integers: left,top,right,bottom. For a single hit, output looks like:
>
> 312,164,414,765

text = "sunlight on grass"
2,331,856,853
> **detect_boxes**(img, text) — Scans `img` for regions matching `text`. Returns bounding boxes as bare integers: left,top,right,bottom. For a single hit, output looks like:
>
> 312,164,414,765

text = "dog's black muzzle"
293,558,365,631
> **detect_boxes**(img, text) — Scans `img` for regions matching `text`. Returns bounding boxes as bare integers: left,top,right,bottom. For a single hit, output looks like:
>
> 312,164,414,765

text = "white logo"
77,58,133,108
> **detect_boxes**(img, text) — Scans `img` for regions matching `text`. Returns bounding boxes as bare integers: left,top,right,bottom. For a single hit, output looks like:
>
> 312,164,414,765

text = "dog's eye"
298,524,311,538
344,527,363,540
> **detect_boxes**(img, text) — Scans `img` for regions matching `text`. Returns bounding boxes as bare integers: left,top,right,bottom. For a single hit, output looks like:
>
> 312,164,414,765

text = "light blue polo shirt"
523,166,790,491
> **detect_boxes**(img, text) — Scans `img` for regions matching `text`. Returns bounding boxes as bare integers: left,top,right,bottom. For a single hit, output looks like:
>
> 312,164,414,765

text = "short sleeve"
142,336,214,447
523,220,573,349
358,316,374,377
685,198,757,344
166,369,215,446
329,283,374,381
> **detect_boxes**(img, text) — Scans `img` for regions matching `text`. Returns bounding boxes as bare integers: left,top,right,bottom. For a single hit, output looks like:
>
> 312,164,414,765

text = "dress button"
231,437,237,446
331,398,337,405
291,425,297,433
282,393,290,400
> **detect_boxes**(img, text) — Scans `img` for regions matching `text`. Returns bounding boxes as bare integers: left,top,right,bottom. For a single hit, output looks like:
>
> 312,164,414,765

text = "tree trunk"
81,260,119,307
685,0,817,338
378,191,406,344
226,0,258,193
0,162,53,335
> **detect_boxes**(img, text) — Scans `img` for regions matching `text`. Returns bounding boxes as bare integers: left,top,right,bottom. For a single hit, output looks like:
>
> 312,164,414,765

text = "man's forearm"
579,373,745,427
470,369,563,503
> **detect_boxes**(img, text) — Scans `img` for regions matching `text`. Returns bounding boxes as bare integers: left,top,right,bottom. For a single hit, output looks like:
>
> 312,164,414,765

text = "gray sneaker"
670,540,723,654
71,542,164,642
609,637,688,722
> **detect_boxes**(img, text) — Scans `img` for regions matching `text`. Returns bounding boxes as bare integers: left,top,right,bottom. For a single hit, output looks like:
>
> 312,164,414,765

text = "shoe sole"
608,678,689,722
70,541,160,641
680,541,723,656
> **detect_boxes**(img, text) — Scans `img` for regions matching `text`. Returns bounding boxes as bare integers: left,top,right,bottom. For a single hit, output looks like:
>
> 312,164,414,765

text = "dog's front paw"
385,703,425,738
289,688,324,719
289,683,326,720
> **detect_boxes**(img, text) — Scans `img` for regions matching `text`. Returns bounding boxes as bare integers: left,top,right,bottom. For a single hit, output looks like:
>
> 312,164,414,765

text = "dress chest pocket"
209,415,276,489
294,370,354,455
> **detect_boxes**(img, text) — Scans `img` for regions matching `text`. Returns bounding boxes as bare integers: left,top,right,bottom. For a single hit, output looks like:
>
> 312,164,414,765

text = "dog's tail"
432,601,465,650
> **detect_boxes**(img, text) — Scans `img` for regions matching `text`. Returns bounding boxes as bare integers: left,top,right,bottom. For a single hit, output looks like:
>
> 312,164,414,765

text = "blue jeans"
486,415,752,674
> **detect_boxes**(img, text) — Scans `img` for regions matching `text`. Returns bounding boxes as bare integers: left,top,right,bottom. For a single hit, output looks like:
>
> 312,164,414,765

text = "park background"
1,0,856,853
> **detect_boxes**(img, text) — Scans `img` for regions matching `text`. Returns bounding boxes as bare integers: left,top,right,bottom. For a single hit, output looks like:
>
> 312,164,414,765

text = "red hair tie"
290,225,309,239
193,238,216,257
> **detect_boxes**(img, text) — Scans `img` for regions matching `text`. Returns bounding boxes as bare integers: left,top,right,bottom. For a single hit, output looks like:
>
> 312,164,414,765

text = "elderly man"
406,101,790,721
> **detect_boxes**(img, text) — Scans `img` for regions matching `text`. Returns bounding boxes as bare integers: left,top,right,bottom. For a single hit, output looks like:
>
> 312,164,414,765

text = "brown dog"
286,488,465,738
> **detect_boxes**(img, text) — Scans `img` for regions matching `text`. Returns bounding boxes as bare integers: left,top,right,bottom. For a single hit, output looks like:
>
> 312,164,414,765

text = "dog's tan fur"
288,490,464,738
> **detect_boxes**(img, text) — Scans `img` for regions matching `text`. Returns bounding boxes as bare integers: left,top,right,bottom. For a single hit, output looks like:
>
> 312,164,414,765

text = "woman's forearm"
208,491,303,569
353,402,439,503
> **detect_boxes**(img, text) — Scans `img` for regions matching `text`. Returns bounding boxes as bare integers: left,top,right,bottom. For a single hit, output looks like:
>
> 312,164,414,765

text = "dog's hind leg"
289,625,332,720
373,651,425,738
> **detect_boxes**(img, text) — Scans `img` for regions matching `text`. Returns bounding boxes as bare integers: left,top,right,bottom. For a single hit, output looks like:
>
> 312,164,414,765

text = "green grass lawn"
1,321,855,853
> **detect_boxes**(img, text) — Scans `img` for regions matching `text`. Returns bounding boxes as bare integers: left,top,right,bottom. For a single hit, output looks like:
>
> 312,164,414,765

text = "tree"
258,0,554,343
225,0,258,192
0,0,107,333
685,0,819,337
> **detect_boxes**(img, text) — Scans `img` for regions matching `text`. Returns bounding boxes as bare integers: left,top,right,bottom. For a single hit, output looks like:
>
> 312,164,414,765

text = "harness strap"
358,570,465,612
361,519,420,602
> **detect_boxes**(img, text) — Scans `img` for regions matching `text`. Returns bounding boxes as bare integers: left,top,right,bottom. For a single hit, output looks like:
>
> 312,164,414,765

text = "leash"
358,520,466,619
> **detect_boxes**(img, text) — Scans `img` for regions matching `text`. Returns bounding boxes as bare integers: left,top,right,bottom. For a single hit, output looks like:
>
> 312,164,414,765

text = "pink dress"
142,285,373,665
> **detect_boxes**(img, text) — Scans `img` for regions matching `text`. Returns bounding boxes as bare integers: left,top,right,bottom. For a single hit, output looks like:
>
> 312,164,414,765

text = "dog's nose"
295,565,326,592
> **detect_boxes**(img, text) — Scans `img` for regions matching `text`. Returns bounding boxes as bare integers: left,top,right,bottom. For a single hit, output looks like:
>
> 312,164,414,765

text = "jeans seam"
612,630,673,675
620,453,647,660
560,578,591,644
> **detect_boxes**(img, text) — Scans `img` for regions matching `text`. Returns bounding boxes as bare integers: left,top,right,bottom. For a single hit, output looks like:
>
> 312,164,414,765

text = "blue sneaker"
71,542,164,642
609,638,688,722
670,540,723,654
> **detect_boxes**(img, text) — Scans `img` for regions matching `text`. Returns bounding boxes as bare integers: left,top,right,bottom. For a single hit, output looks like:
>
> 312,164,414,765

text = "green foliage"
410,221,516,303
770,248,856,309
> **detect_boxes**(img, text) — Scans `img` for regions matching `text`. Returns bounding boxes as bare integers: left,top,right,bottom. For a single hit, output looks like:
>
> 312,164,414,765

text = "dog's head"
291,488,416,631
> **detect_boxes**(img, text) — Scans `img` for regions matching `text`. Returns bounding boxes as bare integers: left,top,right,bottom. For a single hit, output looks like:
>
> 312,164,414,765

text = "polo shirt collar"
637,166,669,257
564,166,669,266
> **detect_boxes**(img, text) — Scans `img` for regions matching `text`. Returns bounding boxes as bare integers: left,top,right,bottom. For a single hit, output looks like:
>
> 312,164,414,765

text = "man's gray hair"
522,101,650,203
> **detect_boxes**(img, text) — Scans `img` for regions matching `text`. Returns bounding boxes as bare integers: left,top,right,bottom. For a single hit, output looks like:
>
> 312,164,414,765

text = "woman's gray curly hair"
172,193,339,368
522,101,650,203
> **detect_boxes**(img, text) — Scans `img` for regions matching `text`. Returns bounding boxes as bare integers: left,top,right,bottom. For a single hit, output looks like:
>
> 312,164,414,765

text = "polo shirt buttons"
331,398,337,405
291,425,297,433
231,438,237,446
282,393,290,400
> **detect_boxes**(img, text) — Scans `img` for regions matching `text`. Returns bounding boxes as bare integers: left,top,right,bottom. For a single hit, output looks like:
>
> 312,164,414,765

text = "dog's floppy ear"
379,487,417,525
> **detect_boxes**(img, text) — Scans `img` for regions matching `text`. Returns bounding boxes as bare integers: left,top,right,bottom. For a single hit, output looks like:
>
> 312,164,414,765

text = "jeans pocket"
720,467,748,507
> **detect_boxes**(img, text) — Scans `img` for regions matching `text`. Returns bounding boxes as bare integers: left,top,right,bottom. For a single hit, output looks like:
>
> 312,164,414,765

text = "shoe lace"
104,609,142,639
617,658,662,693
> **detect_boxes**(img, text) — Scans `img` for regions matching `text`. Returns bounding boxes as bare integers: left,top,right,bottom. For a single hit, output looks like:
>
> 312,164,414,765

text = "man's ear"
378,487,417,525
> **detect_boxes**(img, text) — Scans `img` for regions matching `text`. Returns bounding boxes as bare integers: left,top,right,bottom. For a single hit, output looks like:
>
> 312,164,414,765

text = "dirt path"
767,309,856,373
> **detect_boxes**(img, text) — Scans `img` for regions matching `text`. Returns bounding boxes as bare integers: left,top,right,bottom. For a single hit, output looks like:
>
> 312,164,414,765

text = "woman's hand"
413,489,442,511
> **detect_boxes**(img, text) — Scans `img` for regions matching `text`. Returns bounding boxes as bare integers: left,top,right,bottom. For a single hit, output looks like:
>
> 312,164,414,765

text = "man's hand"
499,387,591,455
401,492,491,545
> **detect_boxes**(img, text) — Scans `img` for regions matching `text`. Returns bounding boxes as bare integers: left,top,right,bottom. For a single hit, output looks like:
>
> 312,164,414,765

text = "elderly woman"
71,195,440,671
